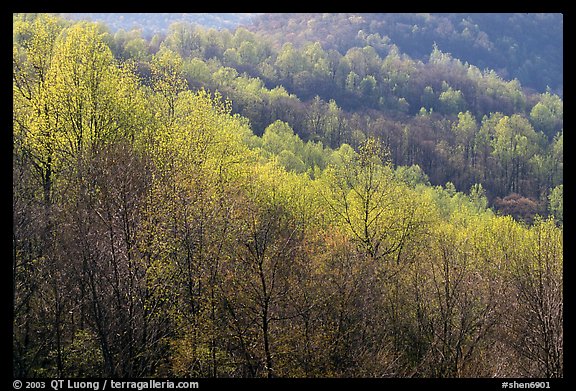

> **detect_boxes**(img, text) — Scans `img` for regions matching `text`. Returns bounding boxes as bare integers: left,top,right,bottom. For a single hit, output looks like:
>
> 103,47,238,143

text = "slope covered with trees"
47,13,564,222
249,13,563,95
13,13,563,379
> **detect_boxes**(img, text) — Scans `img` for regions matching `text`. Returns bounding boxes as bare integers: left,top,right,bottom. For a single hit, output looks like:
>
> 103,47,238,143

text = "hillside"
45,12,564,221
13,13,563,380
248,13,563,95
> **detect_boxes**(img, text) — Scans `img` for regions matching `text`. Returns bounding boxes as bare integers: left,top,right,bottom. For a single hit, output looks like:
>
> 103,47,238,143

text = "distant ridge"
60,13,263,36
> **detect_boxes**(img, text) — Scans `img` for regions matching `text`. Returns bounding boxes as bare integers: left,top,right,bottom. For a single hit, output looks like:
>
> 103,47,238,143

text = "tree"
238,41,258,67
452,111,478,170
438,86,466,115
508,218,563,377
150,47,187,122
345,71,359,93
223,163,307,377
491,115,543,195
261,120,303,157
13,13,63,207
321,138,430,272
359,75,377,99
550,131,563,187
324,99,346,148
529,92,563,139
548,185,562,225
302,41,331,83
274,42,304,87
163,22,203,58
304,95,327,141
13,18,150,377
415,221,500,377
138,88,255,377
47,24,146,158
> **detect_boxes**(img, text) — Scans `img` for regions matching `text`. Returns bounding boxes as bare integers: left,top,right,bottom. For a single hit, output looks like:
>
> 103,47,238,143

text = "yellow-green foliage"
13,14,563,379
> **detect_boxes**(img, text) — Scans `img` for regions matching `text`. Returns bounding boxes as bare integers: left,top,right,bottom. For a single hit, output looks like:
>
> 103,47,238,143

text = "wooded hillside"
13,13,563,379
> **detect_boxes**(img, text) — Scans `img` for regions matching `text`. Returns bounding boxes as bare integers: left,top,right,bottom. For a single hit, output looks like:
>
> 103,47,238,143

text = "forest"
13,13,562,379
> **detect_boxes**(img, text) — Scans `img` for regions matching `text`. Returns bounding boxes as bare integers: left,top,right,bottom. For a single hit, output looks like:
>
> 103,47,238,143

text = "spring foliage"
13,14,562,378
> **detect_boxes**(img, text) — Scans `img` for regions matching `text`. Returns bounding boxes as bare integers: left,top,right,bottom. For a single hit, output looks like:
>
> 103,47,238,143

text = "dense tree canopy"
13,13,562,379
249,13,563,95
71,12,563,221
